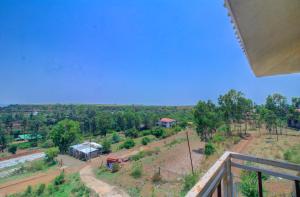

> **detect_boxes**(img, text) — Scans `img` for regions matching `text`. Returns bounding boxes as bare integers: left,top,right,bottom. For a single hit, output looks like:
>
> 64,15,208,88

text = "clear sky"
0,0,299,105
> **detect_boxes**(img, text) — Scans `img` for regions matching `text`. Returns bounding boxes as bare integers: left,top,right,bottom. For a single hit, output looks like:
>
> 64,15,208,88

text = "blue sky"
0,0,299,105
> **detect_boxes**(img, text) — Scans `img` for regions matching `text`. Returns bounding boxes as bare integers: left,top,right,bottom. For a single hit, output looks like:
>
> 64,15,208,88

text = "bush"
47,183,55,194
54,172,65,185
8,144,17,154
212,133,225,143
41,139,54,148
45,147,59,164
17,142,31,149
36,184,46,195
111,132,120,144
29,160,45,172
111,163,120,173
24,185,32,195
284,150,292,161
239,170,268,197
232,136,241,144
204,142,215,156
125,129,138,138
121,138,135,149
128,187,141,197
151,128,165,138
130,162,143,178
141,137,151,145
140,130,151,136
102,138,111,153
181,173,198,195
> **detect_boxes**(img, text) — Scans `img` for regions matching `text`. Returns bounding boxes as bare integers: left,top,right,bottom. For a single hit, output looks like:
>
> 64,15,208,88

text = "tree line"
193,89,300,142
0,105,192,152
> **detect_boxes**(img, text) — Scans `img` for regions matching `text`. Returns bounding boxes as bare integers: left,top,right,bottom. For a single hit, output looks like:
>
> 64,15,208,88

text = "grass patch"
164,138,186,148
283,144,300,164
8,173,90,197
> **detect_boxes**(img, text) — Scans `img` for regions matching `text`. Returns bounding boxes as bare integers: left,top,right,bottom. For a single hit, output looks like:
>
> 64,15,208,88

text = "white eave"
225,0,300,76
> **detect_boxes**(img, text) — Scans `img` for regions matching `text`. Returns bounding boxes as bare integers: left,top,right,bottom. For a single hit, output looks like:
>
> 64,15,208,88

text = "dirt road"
0,154,85,197
80,165,129,197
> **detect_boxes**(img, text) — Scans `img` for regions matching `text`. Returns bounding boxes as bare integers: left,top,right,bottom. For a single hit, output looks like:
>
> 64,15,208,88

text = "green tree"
102,137,111,153
45,147,59,164
266,94,288,136
193,100,221,141
50,119,81,152
218,89,247,135
0,127,7,152
96,113,112,136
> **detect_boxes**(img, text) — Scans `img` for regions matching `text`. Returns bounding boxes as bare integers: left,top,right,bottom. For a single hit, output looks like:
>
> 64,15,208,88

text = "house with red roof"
157,118,176,128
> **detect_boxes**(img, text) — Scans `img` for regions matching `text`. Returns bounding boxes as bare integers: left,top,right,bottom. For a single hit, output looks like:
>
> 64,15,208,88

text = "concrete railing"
186,151,300,197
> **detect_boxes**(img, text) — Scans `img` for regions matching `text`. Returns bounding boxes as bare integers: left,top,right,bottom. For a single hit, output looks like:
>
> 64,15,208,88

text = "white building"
69,142,102,161
157,118,176,128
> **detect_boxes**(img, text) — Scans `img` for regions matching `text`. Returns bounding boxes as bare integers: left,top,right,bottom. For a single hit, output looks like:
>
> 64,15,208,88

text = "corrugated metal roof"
70,142,102,154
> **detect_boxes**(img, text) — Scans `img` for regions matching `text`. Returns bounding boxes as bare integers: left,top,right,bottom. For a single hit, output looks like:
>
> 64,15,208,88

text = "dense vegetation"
0,105,192,153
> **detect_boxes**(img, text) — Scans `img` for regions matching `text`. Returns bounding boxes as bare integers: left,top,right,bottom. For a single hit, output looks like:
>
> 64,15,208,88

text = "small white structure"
69,142,102,161
157,118,176,128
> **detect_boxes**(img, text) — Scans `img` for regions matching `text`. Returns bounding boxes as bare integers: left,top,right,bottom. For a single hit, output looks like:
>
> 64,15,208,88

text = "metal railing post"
295,180,300,197
257,171,263,197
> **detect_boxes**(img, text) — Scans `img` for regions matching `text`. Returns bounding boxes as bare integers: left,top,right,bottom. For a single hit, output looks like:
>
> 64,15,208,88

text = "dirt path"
0,154,85,197
230,134,254,153
0,169,60,197
80,165,129,197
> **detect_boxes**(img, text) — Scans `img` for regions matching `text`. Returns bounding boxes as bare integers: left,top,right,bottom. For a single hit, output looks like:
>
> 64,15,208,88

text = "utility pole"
186,131,194,174
90,135,91,162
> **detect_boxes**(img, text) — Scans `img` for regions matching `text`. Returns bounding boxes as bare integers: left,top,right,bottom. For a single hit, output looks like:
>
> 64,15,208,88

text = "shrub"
151,128,165,138
121,138,135,149
54,172,65,185
141,137,151,145
29,160,45,172
239,170,268,197
130,162,143,178
140,130,151,136
204,142,215,156
212,133,225,143
41,139,54,148
128,187,141,197
111,132,120,144
111,163,120,173
125,129,138,138
8,144,17,154
36,184,46,195
181,173,198,195
24,186,32,195
130,151,145,161
47,183,55,194
17,142,31,149
232,136,241,144
284,149,292,161
102,138,111,154
45,147,59,164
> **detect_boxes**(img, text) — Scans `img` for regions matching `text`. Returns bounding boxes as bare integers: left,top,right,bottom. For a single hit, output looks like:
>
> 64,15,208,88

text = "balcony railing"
186,151,300,197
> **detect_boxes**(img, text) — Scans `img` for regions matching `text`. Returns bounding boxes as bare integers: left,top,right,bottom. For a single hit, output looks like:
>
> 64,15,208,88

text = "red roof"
160,118,176,123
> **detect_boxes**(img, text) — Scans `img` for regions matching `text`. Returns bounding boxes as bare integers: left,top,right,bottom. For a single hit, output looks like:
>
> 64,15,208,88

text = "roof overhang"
225,0,300,76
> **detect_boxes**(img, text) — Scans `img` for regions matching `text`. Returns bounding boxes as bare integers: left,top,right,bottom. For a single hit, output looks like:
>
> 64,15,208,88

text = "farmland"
0,91,300,197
